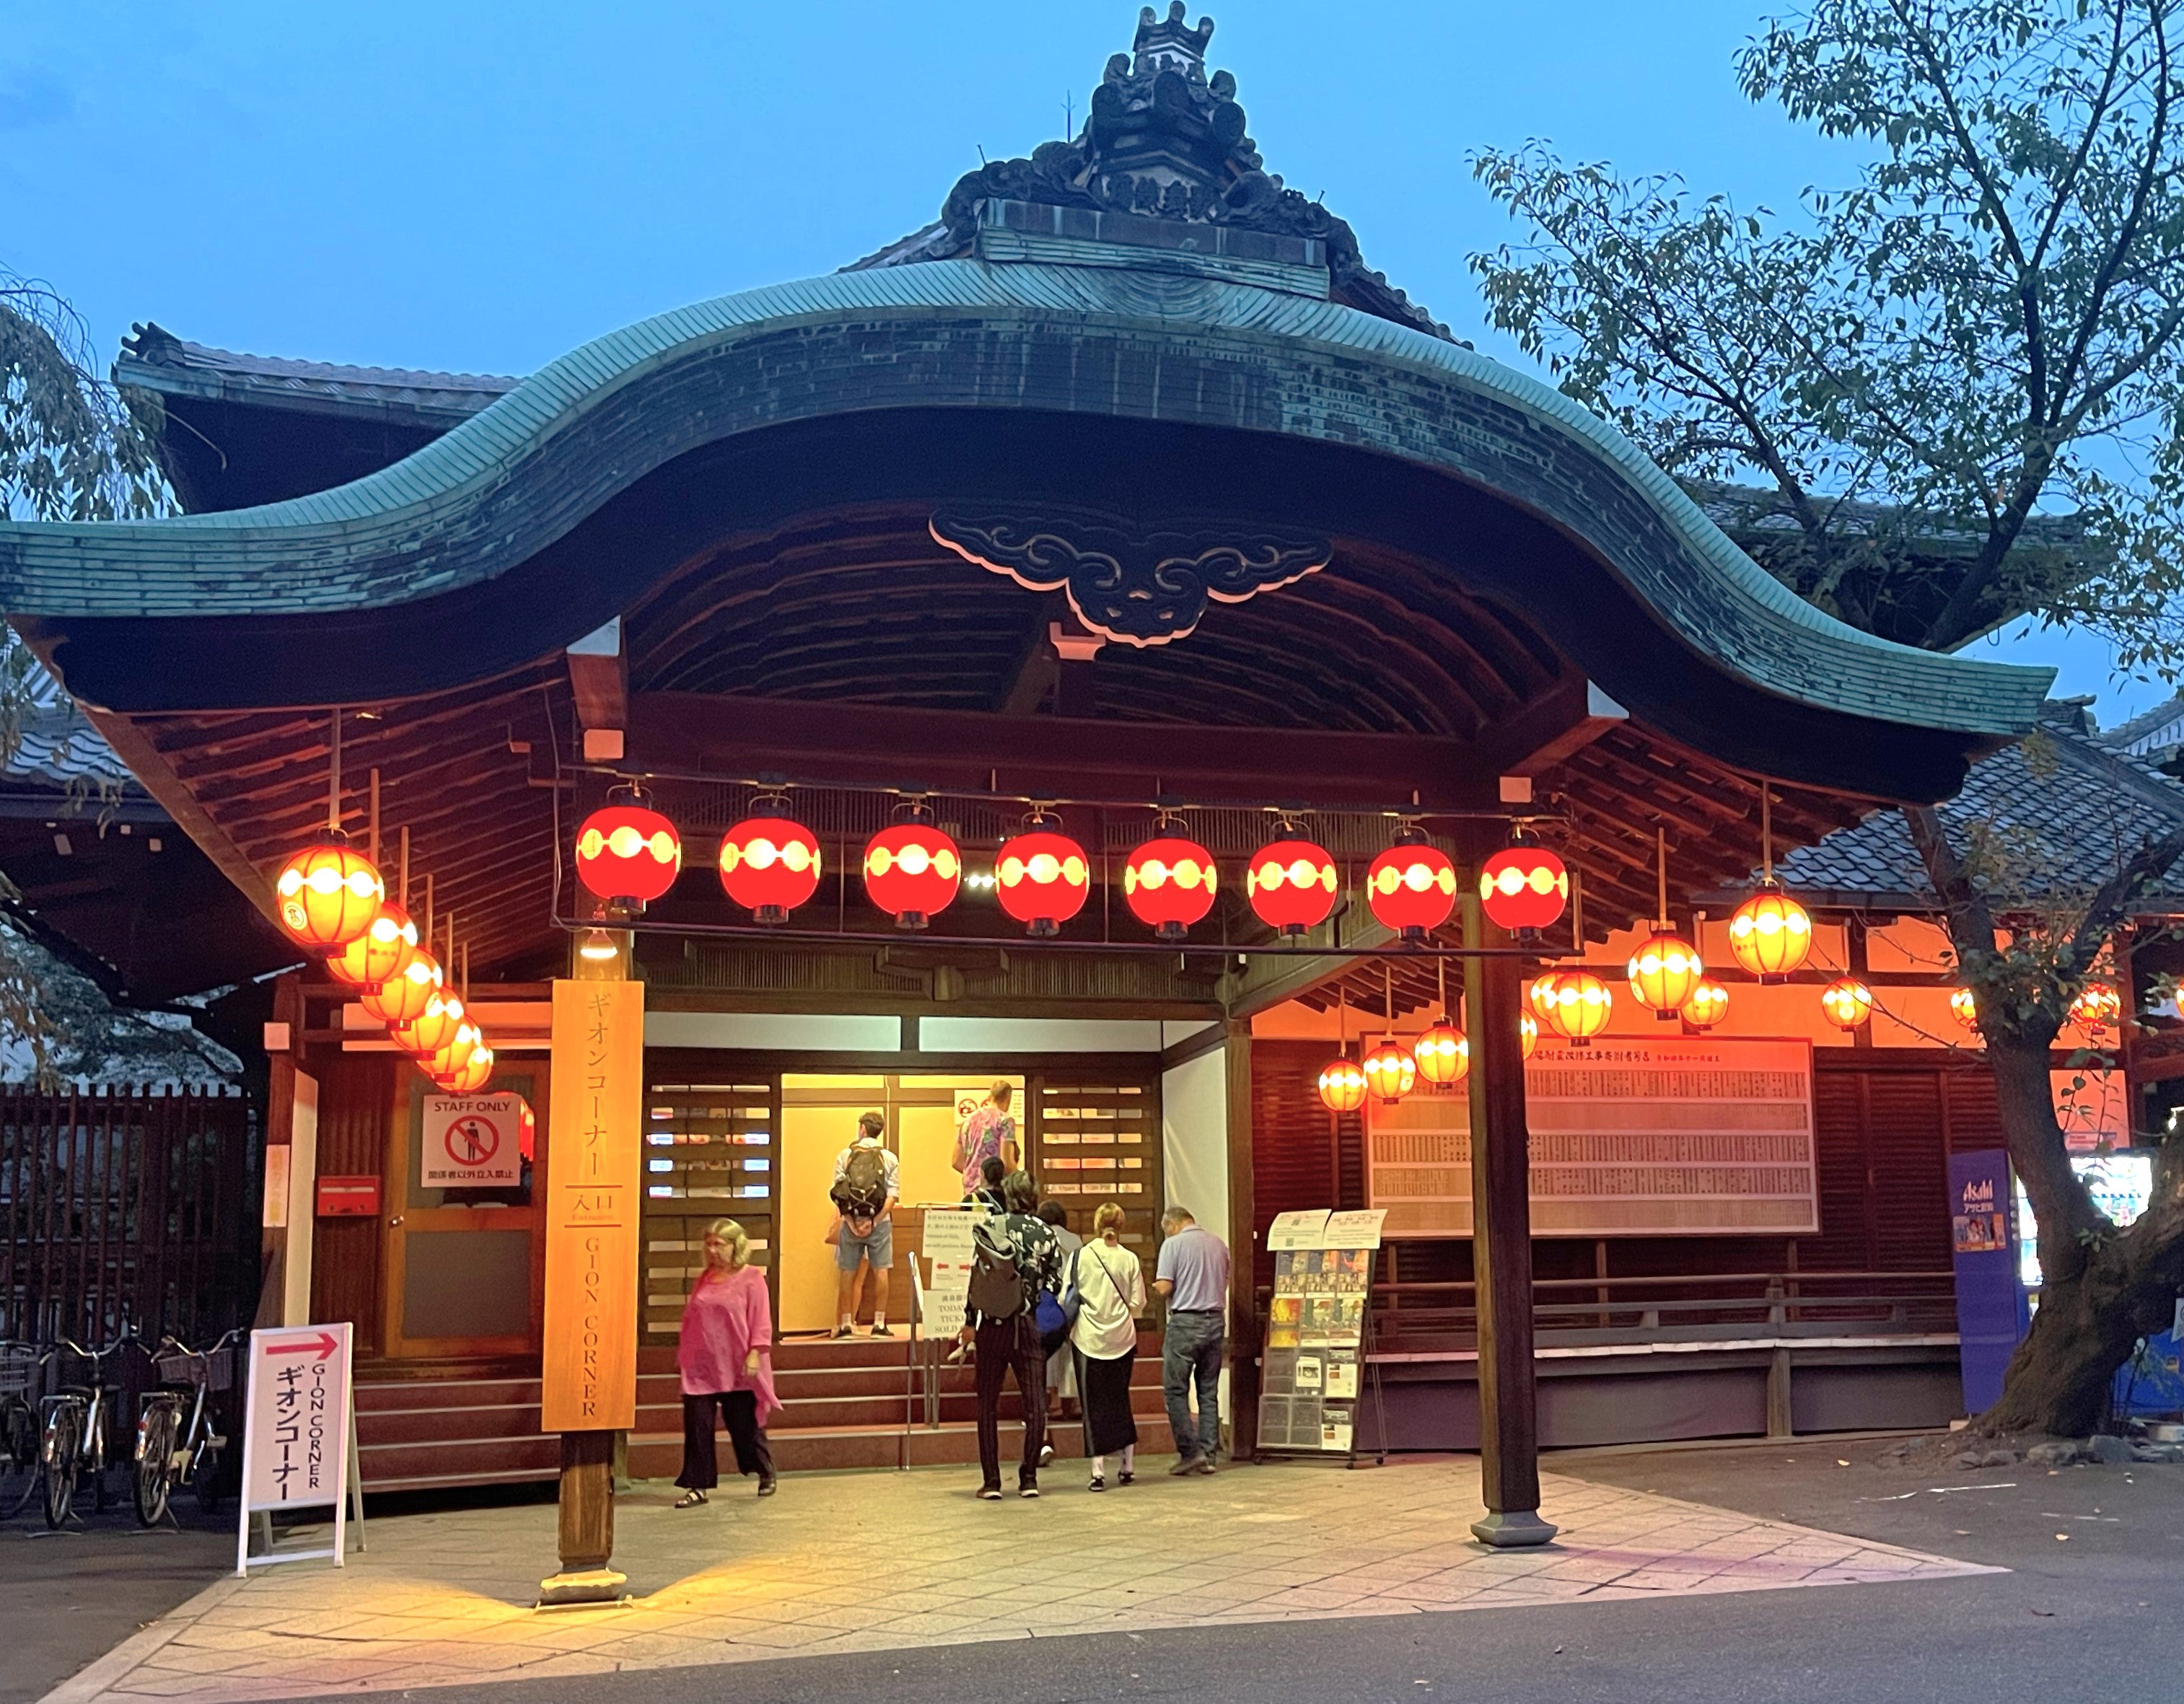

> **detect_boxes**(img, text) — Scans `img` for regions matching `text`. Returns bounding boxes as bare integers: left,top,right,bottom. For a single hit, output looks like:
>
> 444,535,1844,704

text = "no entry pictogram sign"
421,1092,527,1186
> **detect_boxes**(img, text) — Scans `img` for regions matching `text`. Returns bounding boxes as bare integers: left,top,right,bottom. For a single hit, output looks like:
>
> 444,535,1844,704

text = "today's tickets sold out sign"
236,1321,360,1573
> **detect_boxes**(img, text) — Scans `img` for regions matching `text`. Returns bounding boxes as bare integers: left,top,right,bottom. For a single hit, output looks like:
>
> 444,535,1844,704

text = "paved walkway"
45,1459,1999,1702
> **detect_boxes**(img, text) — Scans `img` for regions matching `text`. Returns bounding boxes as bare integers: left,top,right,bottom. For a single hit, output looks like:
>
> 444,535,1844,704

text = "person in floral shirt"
952,1081,1018,1198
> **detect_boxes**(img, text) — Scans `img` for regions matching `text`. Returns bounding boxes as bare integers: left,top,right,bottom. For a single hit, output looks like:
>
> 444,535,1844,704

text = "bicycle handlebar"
155,1327,246,1359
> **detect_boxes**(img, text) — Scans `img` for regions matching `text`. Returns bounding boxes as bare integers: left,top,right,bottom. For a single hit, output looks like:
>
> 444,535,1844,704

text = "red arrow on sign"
266,1332,339,1358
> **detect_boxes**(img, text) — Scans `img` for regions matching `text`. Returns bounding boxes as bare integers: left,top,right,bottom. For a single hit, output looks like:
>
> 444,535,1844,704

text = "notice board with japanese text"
541,978,643,1431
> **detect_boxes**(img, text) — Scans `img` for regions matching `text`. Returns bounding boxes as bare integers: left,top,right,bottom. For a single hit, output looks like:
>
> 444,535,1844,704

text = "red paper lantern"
1366,841,1457,941
1627,930,1703,1018
1533,969,1613,1045
391,991,468,1059
1478,844,1569,933
1246,838,1339,936
327,903,418,993
421,1019,484,1082
1727,885,1812,980
2070,983,2122,1033
1361,1038,1418,1104
1414,1020,1467,1089
359,947,442,1028
1948,986,1978,1029
435,1044,496,1094
994,829,1090,936
1123,835,1218,939
1820,976,1874,1031
863,819,961,928
575,804,682,905
1680,977,1729,1029
717,816,822,923
1317,1055,1367,1113
273,840,385,951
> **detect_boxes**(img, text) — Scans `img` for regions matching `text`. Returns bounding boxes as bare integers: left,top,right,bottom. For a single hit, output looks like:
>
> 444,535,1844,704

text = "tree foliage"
1471,0,2184,663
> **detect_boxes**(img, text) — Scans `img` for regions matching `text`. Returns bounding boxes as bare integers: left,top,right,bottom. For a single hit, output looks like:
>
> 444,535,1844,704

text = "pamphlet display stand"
1254,1208,1388,1467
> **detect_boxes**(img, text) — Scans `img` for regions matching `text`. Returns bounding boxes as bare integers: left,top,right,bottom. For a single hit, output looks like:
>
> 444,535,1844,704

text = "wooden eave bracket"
1491,679,1628,781
567,617,627,762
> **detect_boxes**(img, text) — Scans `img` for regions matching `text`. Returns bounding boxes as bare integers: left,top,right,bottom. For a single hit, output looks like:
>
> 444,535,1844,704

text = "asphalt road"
9,1440,2182,1704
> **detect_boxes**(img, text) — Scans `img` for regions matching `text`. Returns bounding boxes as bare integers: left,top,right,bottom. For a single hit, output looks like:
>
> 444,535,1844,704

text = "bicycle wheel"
0,1401,40,1517
134,1403,176,1527
42,1405,81,1530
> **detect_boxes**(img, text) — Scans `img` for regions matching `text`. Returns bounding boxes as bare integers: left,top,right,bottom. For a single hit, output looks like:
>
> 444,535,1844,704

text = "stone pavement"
43,1459,1999,1703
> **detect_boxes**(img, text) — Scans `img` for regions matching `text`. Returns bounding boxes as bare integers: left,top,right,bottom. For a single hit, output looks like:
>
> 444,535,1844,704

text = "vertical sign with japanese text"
541,978,642,1432
236,1320,354,1573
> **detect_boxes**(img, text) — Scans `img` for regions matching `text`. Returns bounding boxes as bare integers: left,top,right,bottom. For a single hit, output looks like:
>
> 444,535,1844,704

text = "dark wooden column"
1459,864,1557,1547
1222,1018,1258,1459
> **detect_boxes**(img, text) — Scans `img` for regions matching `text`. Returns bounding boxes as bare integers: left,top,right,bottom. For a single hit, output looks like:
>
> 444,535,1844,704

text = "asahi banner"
1367,1036,1817,1237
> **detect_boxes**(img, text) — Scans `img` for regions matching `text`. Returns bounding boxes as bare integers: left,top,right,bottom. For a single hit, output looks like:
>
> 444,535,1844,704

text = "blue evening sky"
1,0,2164,724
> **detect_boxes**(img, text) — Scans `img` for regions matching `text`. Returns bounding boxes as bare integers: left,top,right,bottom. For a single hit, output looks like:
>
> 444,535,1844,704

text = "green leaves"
1,272,168,525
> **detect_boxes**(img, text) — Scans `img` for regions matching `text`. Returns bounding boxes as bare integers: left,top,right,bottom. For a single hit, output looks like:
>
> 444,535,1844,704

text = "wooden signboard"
541,979,643,1432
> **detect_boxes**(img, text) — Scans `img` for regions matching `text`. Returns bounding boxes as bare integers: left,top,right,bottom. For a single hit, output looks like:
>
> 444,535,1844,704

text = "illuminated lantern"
1948,986,1978,1029
1247,838,1340,936
1366,840,1458,941
359,947,442,1028
517,1096,537,1161
437,1044,495,1095
1478,844,1569,933
575,804,682,905
421,1019,484,1083
1727,886,1812,981
390,991,468,1059
1361,1038,1418,1104
1535,969,1613,1045
1123,834,1218,939
1522,1012,1540,1059
1820,976,1874,1030
1317,1054,1367,1114
326,903,418,993
1680,977,1729,1030
2070,983,2122,1033
994,828,1091,937
863,819,961,928
273,840,385,951
1414,1020,1468,1089
1628,930,1703,1018
717,816,821,923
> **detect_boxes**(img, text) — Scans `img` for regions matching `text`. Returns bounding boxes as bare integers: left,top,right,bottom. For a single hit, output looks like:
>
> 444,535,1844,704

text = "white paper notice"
1267,1209,1331,1251
1323,1208,1386,1249
921,1208,978,1327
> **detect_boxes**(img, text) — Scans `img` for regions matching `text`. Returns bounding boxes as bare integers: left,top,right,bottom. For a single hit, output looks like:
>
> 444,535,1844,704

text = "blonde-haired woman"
1070,1202,1147,1490
675,1219,779,1506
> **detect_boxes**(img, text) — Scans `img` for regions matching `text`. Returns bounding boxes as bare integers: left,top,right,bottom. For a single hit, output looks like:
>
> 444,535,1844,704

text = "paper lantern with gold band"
1534,968,1613,1045
574,804,682,905
435,1044,496,1095
358,947,442,1028
326,903,418,993
419,1019,484,1083
1247,838,1340,936
1478,845,1569,933
1366,841,1457,941
1123,835,1218,939
390,991,468,1059
273,840,385,952
1317,1054,1367,1114
1948,986,1979,1029
1413,1020,1467,1089
1726,885,1812,981
1361,1038,1417,1104
1522,1012,1540,1059
1820,976,1874,1030
717,817,821,923
863,820,961,928
1680,977,1729,1030
2070,983,2122,1033
994,829,1091,936
1627,930,1703,1018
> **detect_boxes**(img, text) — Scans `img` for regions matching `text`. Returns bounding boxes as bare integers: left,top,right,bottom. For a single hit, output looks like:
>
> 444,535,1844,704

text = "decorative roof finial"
1133,3,1215,77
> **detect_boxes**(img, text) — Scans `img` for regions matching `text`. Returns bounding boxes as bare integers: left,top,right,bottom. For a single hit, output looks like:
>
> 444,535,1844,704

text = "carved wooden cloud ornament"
929,508,1329,648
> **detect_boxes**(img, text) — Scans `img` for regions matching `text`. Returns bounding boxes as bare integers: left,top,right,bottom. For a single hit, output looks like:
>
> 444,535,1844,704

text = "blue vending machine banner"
1950,1149,2030,1415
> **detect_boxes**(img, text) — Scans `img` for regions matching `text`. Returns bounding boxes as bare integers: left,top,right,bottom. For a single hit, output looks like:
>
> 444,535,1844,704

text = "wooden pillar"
1459,865,1556,1547
1222,1018,1258,1460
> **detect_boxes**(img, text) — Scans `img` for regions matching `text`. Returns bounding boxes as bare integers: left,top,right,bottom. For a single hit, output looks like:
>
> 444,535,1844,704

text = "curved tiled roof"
115,322,517,424
0,261,2050,740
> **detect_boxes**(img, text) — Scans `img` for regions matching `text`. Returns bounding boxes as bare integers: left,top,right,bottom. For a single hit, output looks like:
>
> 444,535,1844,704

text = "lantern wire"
1655,827,1670,929
1436,952,1447,1023
398,826,411,912
368,768,380,866
327,707,343,835
1760,784,1773,883
1571,864,1585,949
1384,962,1395,1039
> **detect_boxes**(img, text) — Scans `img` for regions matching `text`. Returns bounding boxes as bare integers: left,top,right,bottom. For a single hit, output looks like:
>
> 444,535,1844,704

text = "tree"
1470,1,2184,1435
1470,0,2184,666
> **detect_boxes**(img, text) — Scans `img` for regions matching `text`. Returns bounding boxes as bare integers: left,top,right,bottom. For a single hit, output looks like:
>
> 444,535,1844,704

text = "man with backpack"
957,1171,1064,1498
830,1110,900,1339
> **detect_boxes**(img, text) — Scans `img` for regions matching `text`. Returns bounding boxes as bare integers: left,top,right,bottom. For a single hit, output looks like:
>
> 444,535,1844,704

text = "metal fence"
0,1084,258,1346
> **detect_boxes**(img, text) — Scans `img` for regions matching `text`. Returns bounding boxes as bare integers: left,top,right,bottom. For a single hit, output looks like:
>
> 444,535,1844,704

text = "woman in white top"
1069,1201,1148,1490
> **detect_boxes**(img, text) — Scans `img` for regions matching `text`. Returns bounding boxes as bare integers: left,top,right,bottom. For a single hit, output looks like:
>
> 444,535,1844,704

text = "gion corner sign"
236,1322,359,1574
421,1090,528,1187
541,979,642,1433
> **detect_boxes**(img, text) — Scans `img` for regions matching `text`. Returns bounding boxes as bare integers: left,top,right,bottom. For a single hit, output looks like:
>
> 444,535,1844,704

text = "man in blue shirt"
1153,1204,1231,1475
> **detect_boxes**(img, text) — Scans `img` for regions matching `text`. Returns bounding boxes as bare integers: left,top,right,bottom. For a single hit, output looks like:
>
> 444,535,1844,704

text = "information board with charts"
1256,1208,1383,1459
1367,1037,1816,1237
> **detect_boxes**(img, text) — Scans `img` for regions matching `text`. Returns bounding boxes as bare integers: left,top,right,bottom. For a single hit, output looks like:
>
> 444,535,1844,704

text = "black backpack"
967,1221,1026,1319
832,1145,889,1219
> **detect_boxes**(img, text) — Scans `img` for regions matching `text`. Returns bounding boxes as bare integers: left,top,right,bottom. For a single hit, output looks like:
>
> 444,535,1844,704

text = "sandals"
674,1490,709,1508
1087,1475,1106,1493
1118,1470,1135,1486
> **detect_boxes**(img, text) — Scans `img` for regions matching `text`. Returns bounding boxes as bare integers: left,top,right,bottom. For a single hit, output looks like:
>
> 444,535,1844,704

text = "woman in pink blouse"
952,1081,1019,1198
675,1219,779,1506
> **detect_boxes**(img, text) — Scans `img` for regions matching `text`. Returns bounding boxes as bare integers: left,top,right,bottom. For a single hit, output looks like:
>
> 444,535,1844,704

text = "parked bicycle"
0,1343,43,1518
134,1328,243,1527
40,1330,136,1529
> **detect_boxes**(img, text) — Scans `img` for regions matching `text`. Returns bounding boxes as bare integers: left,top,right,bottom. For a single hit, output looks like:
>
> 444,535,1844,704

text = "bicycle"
134,1328,243,1527
0,1343,43,1518
40,1330,135,1529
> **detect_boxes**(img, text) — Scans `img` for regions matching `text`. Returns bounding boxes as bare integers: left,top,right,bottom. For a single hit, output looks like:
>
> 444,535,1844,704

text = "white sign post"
235,1321,364,1574
421,1092,526,1187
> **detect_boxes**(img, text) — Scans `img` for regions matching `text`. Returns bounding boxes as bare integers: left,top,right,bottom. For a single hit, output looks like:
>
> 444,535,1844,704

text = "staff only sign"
421,1091,527,1187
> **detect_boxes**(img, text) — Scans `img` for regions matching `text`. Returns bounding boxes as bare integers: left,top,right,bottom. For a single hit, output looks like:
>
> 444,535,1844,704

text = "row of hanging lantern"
271,714,496,1093
574,797,1569,942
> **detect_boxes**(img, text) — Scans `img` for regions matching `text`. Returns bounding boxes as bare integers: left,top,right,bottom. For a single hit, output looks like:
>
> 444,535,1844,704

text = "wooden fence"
0,1084,258,1345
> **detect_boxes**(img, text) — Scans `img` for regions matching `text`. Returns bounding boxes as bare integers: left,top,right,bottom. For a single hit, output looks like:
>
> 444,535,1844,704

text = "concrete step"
355,1376,542,1413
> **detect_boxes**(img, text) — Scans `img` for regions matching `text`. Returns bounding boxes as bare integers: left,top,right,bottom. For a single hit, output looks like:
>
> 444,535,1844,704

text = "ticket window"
776,1073,1025,1335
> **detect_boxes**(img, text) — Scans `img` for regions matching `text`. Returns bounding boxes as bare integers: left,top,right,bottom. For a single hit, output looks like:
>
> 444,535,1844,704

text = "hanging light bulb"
1413,961,1465,1089
1628,829,1701,1018
579,928,620,962
1317,988,1365,1113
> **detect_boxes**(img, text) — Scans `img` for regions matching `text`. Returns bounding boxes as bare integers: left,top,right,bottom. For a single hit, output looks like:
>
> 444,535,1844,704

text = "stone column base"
537,1567,630,1607
1470,1510,1559,1549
